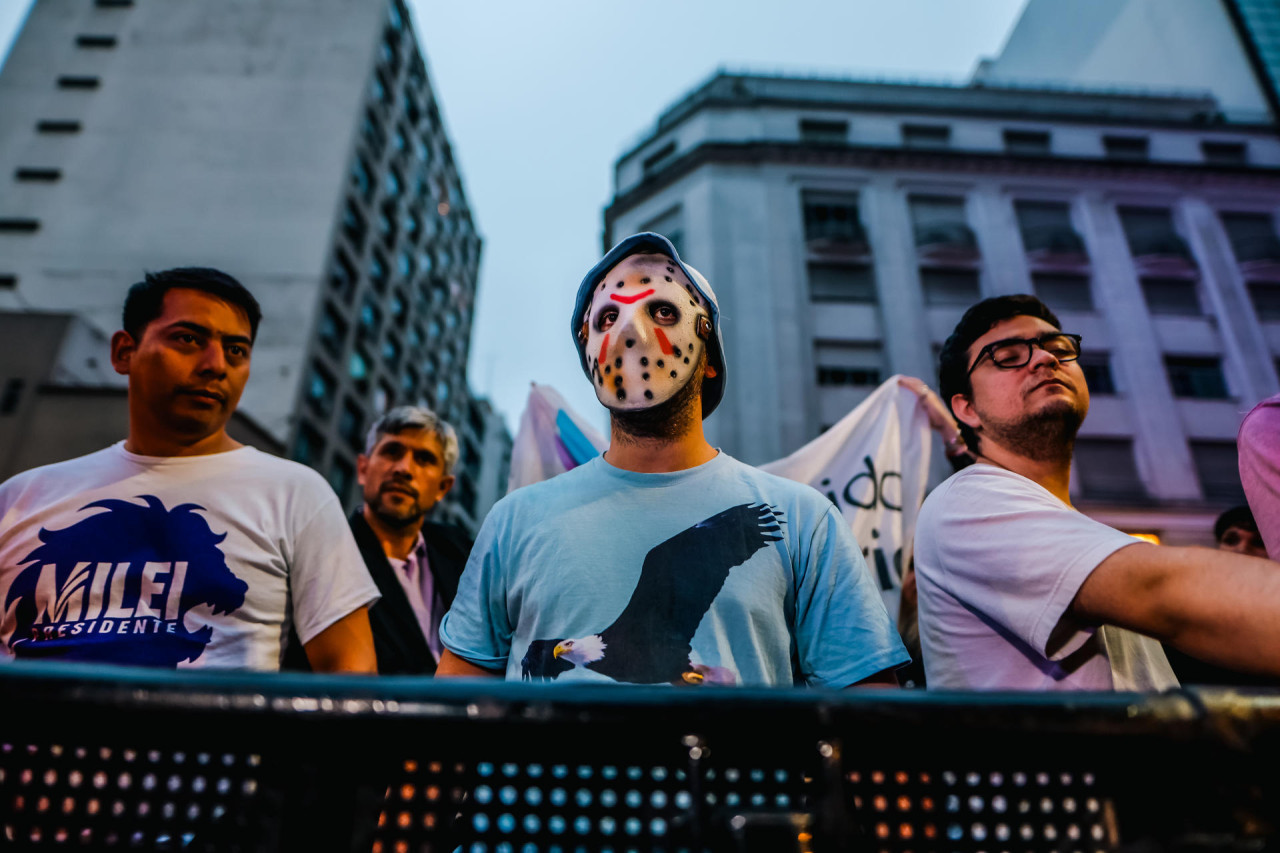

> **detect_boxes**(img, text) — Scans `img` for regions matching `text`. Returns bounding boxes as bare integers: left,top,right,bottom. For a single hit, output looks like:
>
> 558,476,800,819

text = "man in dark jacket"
350,405,472,674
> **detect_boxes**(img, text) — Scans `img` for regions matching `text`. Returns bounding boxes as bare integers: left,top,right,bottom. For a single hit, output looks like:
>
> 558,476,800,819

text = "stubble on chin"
980,397,1084,464
370,494,426,529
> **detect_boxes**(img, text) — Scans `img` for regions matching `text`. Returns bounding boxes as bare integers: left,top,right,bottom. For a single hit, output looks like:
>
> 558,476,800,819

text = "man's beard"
978,398,1083,464
368,488,427,529
608,352,705,443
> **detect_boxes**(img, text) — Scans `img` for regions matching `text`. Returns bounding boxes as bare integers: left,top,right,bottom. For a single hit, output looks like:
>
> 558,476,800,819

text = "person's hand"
898,376,971,459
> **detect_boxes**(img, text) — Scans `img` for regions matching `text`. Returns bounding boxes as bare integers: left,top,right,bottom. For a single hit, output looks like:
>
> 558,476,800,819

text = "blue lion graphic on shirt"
3,495,248,666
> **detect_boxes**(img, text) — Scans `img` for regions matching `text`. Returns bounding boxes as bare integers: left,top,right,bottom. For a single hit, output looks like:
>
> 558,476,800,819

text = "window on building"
1165,356,1229,399
384,167,403,199
807,263,875,302
349,349,371,384
1201,140,1248,166
351,155,373,200
1118,207,1190,259
1075,438,1145,500
372,68,393,105
1189,440,1246,502
0,275,16,290
1249,282,1280,321
814,342,885,387
799,119,849,144
361,108,386,157
75,34,117,48
373,380,395,413
1078,353,1116,395
641,141,677,178
1032,273,1094,312
341,199,366,248
396,250,414,280
0,219,40,233
94,0,133,7
1003,129,1051,156
0,379,25,415
390,290,407,323
330,250,357,303
369,251,388,290
1220,211,1280,263
36,120,81,134
910,196,975,250
401,366,420,397
306,362,337,416
337,400,364,452
1103,135,1149,161
902,124,950,149
317,304,347,357
802,192,866,247
57,76,100,89
920,268,980,306
1014,200,1086,255
382,335,402,368
455,474,478,515
1140,278,1201,315
816,365,883,387
14,168,61,182
359,293,382,338
291,423,325,466
327,456,354,501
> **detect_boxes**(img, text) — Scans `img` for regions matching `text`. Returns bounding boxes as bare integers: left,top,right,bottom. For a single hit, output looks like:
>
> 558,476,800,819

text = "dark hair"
938,294,1062,454
1214,505,1259,542
122,267,262,342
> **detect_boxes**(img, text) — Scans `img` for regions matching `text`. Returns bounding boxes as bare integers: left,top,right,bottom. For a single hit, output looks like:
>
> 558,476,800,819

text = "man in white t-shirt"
916,294,1280,690
0,268,379,671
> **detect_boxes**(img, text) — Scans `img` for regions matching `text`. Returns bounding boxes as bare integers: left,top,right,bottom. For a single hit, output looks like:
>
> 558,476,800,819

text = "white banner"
507,383,608,493
760,376,932,624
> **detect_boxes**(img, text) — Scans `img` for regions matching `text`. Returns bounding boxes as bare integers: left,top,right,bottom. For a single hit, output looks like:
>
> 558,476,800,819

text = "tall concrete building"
604,71,1280,544
975,0,1278,124
0,0,509,532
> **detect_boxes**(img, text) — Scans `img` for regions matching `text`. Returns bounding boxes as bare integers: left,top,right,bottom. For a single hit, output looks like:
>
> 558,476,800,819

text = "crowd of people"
1,232,1277,692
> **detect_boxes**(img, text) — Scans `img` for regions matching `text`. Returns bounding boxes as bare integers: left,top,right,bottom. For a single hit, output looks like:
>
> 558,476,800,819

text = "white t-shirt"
915,464,1177,691
0,442,379,670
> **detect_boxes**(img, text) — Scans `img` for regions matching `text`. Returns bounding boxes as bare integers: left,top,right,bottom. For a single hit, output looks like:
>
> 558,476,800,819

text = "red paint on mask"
653,328,674,355
610,288,654,305
597,333,610,365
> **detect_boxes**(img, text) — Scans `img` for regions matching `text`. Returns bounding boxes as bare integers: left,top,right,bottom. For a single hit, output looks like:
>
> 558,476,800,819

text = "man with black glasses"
915,294,1280,690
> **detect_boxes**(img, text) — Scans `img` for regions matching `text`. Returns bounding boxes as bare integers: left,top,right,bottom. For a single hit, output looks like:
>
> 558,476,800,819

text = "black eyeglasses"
967,333,1082,376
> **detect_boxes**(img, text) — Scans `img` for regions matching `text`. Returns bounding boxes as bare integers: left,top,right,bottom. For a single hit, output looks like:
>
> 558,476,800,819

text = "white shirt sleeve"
288,496,380,645
921,466,1139,661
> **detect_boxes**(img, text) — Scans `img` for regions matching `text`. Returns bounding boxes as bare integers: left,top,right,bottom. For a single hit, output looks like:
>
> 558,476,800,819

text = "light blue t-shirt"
440,452,907,687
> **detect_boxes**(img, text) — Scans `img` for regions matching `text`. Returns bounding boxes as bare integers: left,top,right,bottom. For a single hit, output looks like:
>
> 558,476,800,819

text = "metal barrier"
2,661,1279,852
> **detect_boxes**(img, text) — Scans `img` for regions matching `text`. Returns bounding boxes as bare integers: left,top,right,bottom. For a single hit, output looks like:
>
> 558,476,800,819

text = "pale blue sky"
0,1,1028,435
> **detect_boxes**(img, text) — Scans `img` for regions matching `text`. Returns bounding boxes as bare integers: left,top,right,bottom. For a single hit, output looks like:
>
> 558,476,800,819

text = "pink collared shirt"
1240,393,1280,561
387,533,443,662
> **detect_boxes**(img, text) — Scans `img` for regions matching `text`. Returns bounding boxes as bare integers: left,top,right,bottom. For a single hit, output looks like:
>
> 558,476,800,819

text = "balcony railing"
805,219,870,257
914,222,979,263
1125,229,1193,261
1232,235,1280,265
4,662,1280,852
1021,224,1088,260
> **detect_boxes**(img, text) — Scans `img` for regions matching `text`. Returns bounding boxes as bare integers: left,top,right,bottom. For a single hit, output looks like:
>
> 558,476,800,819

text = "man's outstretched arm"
1072,543,1280,675
436,648,504,677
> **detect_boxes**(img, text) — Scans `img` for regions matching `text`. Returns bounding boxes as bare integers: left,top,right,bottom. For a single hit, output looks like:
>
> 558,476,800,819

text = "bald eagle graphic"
519,503,784,685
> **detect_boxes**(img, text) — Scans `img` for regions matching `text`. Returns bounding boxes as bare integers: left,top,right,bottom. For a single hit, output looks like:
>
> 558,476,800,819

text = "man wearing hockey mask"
439,234,906,688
